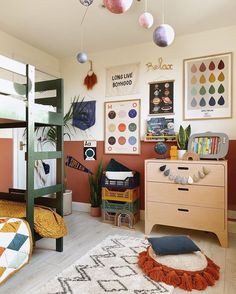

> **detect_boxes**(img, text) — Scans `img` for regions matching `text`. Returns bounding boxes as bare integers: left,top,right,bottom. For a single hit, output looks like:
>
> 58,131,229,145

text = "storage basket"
102,199,139,214
101,172,139,189
102,211,116,224
102,210,140,227
102,187,139,203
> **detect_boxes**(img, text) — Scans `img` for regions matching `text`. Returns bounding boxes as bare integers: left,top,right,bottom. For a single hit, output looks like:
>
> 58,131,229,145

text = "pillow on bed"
147,235,200,255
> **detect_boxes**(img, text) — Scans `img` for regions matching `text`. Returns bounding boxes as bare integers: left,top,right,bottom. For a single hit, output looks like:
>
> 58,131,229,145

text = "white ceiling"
0,0,236,58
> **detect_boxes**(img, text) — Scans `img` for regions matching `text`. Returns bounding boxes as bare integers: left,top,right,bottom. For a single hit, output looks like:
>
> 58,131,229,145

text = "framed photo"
149,80,174,115
183,52,232,120
104,99,140,154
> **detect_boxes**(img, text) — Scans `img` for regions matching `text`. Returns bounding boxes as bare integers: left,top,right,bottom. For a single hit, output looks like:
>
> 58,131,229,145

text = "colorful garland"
159,165,210,185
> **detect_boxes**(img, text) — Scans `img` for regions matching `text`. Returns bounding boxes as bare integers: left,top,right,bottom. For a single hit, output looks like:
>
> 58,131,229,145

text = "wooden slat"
33,184,62,198
0,78,26,96
0,54,27,76
34,151,62,160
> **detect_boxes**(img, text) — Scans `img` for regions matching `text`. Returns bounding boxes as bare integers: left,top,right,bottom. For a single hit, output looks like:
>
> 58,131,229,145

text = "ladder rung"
33,184,63,198
34,110,63,126
34,151,62,160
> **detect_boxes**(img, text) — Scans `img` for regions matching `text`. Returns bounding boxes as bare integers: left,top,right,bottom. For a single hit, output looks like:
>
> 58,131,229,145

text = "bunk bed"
0,54,65,252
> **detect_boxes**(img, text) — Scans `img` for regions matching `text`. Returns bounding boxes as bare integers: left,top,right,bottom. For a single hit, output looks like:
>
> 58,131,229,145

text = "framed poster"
104,99,140,154
183,52,232,120
149,80,174,115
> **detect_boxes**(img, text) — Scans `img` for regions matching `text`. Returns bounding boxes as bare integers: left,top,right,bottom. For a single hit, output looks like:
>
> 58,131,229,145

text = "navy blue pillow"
147,235,200,255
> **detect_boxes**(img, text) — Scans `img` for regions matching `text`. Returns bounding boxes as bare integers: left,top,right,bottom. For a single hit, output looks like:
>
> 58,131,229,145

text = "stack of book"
190,136,221,155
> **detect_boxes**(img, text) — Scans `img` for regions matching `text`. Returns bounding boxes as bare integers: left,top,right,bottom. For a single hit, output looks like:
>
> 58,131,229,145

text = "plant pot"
178,149,186,160
63,189,72,216
90,206,101,217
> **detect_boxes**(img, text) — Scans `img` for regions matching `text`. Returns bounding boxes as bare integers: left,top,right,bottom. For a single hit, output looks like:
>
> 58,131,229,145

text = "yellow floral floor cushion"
0,217,32,285
0,200,67,239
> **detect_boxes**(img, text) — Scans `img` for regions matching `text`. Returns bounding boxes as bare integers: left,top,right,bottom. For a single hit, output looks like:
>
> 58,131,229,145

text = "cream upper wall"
0,29,61,138
61,25,236,141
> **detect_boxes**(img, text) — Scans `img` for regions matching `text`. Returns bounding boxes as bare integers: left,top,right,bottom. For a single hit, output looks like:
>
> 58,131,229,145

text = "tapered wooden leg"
145,221,154,236
215,230,228,248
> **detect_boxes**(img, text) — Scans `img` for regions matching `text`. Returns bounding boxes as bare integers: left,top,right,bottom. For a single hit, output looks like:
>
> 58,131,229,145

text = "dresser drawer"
146,202,225,231
146,161,225,187
146,182,224,209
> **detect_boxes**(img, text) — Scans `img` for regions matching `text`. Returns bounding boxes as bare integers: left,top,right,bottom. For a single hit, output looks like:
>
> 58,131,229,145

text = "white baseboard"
72,201,90,213
228,210,236,220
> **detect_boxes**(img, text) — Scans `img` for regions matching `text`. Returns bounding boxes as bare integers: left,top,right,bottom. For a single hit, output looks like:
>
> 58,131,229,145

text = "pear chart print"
184,52,232,119
105,99,140,154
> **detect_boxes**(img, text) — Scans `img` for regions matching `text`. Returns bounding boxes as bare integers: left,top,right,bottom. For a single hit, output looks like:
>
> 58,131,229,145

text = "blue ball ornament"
154,142,168,156
77,52,88,63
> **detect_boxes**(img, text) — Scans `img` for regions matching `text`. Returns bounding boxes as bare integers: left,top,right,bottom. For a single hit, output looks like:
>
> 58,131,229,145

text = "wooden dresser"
145,159,228,247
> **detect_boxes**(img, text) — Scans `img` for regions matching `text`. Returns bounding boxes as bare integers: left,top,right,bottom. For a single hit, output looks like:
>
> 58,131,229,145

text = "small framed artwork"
183,52,232,120
149,80,174,115
104,99,140,154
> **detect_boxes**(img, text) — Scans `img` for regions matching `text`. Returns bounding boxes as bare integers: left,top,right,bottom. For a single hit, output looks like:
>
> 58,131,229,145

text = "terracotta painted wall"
0,138,13,192
65,140,236,211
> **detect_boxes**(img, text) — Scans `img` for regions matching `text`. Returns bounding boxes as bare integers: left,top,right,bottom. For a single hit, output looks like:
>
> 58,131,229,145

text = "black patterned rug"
37,235,174,294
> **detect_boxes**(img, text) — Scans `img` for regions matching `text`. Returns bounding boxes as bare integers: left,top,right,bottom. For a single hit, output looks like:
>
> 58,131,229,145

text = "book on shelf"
190,136,221,155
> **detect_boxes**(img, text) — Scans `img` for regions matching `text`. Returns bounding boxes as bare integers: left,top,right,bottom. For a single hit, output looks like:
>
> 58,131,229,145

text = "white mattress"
105,171,134,180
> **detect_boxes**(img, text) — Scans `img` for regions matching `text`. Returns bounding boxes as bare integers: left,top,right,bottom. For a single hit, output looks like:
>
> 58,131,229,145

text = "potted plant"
176,124,191,159
88,160,103,217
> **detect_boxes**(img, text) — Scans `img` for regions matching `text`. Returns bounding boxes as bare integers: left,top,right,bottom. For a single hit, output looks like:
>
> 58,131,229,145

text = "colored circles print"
128,123,137,132
108,123,116,132
118,123,126,132
105,100,140,154
128,109,137,118
118,136,126,145
108,110,116,119
128,136,137,145
108,136,116,145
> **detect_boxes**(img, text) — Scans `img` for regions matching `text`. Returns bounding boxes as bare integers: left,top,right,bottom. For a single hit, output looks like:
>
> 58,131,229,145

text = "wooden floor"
1,211,236,294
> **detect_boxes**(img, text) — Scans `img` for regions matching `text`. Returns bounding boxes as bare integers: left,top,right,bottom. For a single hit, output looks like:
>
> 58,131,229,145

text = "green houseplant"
176,124,191,159
88,160,103,217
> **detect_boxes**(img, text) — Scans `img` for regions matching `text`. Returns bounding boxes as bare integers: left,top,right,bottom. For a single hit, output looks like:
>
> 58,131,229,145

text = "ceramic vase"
178,149,186,160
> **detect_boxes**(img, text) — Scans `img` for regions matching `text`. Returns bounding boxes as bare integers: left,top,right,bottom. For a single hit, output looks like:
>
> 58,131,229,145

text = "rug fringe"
138,247,220,291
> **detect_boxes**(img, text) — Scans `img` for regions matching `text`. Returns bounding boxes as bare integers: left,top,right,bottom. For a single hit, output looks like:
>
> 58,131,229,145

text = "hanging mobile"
84,60,98,90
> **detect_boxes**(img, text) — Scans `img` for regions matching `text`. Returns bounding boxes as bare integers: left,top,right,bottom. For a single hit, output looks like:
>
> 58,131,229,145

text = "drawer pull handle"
178,167,189,170
178,188,189,191
178,208,189,212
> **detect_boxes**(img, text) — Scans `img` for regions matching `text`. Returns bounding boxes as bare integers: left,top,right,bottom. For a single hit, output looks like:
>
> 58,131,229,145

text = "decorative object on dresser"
154,142,168,158
145,159,228,247
176,124,191,159
188,132,229,160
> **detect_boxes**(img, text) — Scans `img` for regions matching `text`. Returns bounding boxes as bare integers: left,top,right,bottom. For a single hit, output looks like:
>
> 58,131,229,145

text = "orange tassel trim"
138,248,220,291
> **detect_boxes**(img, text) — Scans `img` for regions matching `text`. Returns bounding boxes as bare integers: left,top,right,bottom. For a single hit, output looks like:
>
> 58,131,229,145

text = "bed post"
56,79,64,252
26,64,35,238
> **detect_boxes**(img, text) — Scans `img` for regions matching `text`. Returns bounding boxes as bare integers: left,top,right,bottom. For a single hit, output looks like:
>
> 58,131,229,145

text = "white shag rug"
37,235,174,294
